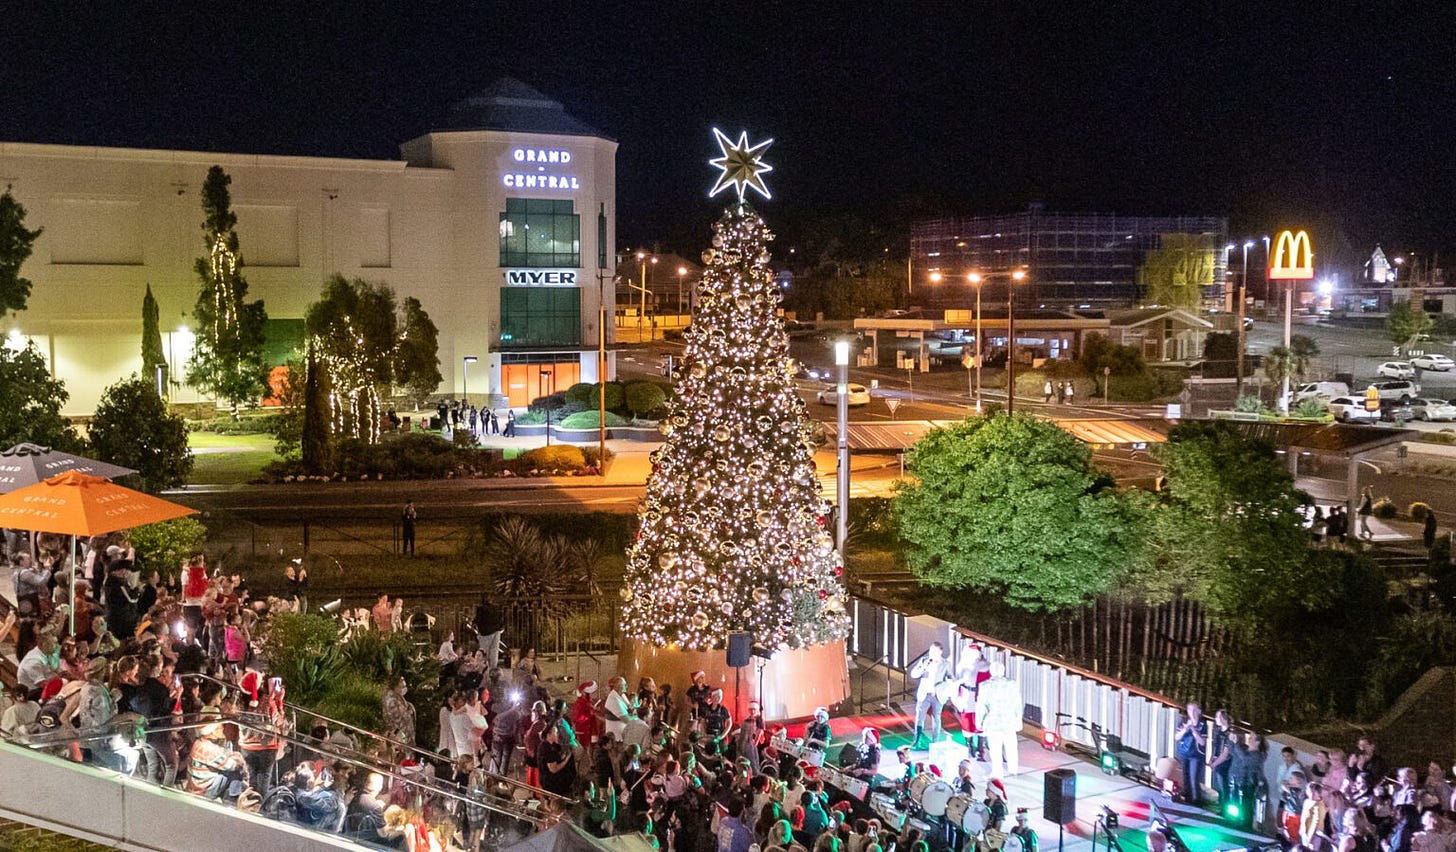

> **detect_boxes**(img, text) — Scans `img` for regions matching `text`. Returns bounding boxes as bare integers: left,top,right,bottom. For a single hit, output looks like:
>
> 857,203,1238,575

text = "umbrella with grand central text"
0,442,138,493
0,470,198,634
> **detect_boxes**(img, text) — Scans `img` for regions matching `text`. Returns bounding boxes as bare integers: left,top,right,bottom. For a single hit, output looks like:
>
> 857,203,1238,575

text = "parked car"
816,383,871,406
1380,400,1416,422
1411,354,1455,372
1377,361,1417,379
1410,398,1456,422
1294,381,1350,401
1369,380,1421,402
1326,396,1380,423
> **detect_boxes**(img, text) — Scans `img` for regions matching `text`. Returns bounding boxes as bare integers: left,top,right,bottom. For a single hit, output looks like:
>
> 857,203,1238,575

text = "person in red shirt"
180,555,209,641
570,681,599,745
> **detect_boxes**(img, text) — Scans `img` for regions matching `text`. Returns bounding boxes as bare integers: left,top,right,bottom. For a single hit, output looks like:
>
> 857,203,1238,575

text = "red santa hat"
928,764,943,777
238,670,262,708
39,678,65,702
988,778,1007,799
577,680,598,695
691,670,706,680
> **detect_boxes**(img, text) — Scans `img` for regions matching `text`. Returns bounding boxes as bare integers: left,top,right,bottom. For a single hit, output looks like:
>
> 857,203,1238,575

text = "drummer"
1009,808,1039,852
804,707,832,753
953,759,977,796
850,727,881,779
985,779,1009,832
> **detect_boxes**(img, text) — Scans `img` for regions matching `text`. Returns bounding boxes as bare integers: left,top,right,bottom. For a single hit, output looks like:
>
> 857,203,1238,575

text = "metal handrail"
180,672,570,807
9,712,566,829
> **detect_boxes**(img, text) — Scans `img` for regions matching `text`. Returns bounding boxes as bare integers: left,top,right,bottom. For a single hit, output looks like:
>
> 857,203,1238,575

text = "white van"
1294,381,1350,401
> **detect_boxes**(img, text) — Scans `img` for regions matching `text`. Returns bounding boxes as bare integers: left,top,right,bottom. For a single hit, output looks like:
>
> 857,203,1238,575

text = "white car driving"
1377,361,1416,379
816,383,871,406
1411,354,1455,372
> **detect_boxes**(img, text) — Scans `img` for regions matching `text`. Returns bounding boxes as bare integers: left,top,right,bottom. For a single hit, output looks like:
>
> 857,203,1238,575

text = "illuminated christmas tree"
620,130,850,654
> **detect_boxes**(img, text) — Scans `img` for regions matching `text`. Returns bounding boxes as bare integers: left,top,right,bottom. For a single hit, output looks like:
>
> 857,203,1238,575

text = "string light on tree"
620,130,848,653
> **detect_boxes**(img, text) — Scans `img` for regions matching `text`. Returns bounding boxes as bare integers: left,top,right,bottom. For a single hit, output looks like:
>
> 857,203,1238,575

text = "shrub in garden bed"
261,430,608,481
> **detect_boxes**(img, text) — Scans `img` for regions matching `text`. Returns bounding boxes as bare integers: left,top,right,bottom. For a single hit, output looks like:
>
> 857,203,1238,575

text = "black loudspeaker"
1044,768,1077,824
726,632,753,668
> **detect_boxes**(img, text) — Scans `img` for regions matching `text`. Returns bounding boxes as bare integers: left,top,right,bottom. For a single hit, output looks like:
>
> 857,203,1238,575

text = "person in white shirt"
450,691,488,760
603,677,633,741
437,694,459,756
0,685,40,738
16,633,60,690
438,632,459,666
975,660,1023,778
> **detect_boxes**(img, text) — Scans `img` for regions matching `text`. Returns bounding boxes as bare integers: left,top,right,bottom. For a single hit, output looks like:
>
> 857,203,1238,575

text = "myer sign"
504,269,578,287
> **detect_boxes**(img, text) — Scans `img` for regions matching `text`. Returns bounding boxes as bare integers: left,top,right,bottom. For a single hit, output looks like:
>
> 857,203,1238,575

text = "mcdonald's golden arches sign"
1269,229,1314,280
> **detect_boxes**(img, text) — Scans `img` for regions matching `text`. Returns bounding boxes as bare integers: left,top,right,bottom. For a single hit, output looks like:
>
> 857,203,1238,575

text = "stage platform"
780,713,1278,852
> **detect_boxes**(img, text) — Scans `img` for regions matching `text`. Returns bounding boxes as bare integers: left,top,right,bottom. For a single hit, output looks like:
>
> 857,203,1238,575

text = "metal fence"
848,596,1182,763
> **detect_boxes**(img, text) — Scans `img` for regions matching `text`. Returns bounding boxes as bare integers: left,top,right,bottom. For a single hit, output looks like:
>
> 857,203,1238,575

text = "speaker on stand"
1044,768,1077,852
727,632,752,717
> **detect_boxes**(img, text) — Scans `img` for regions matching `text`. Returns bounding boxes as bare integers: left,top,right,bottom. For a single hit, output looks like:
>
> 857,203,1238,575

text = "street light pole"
834,340,851,555
462,355,478,406
968,273,984,413
598,271,608,475
1005,270,1028,415
1235,240,1252,398
541,369,553,447
677,266,687,317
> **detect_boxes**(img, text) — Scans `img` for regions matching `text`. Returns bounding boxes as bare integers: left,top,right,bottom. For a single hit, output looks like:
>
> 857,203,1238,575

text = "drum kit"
892,774,1017,852
769,732,825,767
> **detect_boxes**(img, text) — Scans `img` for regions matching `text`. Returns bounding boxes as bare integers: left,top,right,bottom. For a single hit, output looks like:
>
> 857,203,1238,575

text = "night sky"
3,2,1452,271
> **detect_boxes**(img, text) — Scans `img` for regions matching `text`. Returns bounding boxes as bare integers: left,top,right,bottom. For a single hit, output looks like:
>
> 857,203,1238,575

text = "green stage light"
1225,802,1241,820
1100,751,1119,773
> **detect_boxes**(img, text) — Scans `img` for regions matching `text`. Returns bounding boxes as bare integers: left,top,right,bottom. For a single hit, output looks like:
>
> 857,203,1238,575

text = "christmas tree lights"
620,203,850,652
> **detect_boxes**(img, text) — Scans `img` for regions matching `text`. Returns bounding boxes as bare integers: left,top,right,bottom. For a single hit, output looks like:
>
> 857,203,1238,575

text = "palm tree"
478,518,605,652
1289,335,1320,382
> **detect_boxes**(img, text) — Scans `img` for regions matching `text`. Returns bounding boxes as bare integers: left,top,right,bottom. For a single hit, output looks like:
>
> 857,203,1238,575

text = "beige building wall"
0,128,616,414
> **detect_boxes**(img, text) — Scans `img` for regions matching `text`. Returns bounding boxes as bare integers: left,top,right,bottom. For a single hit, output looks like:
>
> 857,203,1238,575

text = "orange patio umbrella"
0,470,198,633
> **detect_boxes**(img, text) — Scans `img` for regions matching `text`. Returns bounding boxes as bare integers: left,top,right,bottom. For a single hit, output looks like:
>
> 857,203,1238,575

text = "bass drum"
961,801,990,835
907,773,935,801
945,795,973,826
978,830,1008,852
919,781,954,818
1001,833,1026,852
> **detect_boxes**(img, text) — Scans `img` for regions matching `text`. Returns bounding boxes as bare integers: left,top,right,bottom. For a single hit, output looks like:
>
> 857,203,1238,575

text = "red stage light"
1041,730,1059,748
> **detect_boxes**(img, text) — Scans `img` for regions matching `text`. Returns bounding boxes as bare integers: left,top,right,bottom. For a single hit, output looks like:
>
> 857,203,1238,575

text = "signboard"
502,147,580,190
1269,230,1314,281
885,398,901,417
1364,385,1381,412
1165,403,1182,420
504,269,578,287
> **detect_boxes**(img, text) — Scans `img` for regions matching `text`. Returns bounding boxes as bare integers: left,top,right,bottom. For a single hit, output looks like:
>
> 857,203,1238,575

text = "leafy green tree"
89,376,194,492
187,166,269,409
395,296,442,406
0,342,83,451
1387,299,1434,348
301,350,332,473
271,358,306,458
306,276,398,443
141,284,167,391
1202,331,1239,379
1152,421,1321,623
127,518,206,580
893,414,1141,611
0,189,43,315
624,380,667,417
1289,334,1319,382
1264,345,1291,387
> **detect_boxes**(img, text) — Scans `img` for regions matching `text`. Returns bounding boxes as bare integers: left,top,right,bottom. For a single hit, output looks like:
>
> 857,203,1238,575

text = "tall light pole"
462,355,478,406
598,271,608,475
1235,240,1253,398
968,273,984,412
677,265,688,316
635,251,657,342
1004,270,1028,414
834,340,851,555
541,369,554,447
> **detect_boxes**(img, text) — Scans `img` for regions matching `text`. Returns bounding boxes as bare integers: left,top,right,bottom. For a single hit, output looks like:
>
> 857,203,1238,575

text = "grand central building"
0,78,617,413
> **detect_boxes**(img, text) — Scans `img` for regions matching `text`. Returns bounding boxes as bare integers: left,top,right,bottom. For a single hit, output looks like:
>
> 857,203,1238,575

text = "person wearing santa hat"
685,670,711,726
570,681,599,744
985,778,1009,831
602,677,633,742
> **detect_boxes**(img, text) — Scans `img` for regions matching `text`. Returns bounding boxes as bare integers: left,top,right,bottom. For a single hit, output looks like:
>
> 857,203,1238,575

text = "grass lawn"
188,431,278,485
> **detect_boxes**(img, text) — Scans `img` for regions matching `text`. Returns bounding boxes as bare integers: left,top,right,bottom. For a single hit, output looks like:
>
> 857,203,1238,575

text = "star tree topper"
708,128,774,202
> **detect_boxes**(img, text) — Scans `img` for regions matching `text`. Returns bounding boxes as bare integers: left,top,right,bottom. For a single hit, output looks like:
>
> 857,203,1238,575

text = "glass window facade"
500,198,580,268
500,287,580,347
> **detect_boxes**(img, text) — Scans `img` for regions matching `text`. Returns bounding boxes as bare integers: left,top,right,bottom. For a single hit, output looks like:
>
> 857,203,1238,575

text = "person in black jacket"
474,597,504,671
103,562,139,642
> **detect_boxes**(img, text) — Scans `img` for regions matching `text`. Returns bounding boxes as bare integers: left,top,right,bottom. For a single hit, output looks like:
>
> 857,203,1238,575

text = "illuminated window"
500,198,580,268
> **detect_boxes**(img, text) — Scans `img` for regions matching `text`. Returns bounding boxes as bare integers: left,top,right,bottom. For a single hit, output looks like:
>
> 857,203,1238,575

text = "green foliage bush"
188,414,281,434
1105,369,1185,402
90,376,194,492
624,381,668,417
1419,431,1456,446
1373,497,1398,519
1294,397,1330,418
519,445,587,471
564,382,598,408
559,410,628,429
528,391,569,413
1234,395,1265,413
128,518,207,580
1411,502,1432,521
